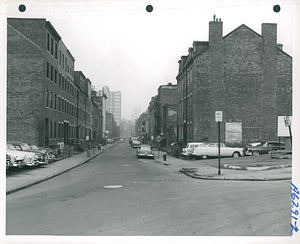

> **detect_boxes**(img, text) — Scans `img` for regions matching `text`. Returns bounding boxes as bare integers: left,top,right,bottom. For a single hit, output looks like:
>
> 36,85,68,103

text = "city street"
6,143,291,236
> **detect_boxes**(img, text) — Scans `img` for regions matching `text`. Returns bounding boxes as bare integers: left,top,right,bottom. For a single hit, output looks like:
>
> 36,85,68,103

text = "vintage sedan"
244,141,285,156
181,142,207,157
7,141,50,165
6,154,12,170
131,140,141,148
30,145,56,162
191,143,244,159
137,144,154,159
6,144,38,167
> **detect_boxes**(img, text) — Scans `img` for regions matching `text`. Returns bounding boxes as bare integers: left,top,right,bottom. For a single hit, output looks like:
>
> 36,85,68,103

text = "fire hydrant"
163,153,167,161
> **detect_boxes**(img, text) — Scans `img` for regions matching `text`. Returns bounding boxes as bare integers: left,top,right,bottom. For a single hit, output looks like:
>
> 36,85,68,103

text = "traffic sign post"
156,135,161,159
215,111,223,175
284,116,292,146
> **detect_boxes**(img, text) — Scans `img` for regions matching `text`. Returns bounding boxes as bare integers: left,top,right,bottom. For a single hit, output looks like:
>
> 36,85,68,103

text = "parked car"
6,144,38,167
247,142,262,147
7,141,50,165
137,144,154,159
107,139,114,144
132,140,141,148
181,142,206,157
6,154,12,170
30,145,56,162
244,141,285,156
191,143,244,159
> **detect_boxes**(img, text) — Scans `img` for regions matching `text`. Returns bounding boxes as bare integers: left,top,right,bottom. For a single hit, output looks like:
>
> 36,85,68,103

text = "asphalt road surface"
6,143,291,236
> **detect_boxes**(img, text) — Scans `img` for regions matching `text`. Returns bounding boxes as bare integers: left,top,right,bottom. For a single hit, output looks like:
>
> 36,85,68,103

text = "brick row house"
7,18,105,151
136,16,292,150
136,83,178,149
177,17,292,147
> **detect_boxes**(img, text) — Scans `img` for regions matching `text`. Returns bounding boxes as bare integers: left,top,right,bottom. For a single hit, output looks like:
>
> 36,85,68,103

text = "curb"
222,163,292,171
6,144,116,195
179,168,292,181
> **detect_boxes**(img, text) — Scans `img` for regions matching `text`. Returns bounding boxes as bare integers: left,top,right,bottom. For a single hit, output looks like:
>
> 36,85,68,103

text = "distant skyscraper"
131,107,141,122
102,86,121,126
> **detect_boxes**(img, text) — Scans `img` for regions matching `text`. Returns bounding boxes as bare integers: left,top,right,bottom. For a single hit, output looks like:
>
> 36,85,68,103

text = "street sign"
215,111,223,122
156,135,162,143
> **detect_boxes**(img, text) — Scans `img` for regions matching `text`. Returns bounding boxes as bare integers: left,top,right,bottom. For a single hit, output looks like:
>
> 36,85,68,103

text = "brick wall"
7,19,46,145
191,22,292,144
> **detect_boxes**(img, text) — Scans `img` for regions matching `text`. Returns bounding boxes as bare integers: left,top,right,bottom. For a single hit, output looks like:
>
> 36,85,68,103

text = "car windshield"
7,144,17,150
140,146,151,150
19,143,31,150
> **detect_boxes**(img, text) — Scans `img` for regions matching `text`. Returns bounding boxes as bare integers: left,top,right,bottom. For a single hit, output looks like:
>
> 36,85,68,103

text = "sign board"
156,135,162,143
278,116,293,137
215,111,223,122
225,122,242,143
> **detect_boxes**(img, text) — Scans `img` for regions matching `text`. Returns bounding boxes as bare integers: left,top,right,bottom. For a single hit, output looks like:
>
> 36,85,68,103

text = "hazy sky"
3,0,296,121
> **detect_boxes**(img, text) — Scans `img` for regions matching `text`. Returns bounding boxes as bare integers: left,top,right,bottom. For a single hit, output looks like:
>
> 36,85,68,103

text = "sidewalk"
6,144,116,195
153,150,292,181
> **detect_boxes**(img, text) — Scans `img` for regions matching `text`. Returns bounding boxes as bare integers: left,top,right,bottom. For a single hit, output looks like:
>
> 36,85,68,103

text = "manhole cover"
103,185,123,189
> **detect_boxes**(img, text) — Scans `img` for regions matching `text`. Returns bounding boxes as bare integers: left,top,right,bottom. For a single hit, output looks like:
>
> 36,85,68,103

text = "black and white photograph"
1,0,300,243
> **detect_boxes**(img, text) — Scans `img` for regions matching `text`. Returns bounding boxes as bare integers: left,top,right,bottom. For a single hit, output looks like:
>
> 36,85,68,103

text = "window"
59,73,61,87
46,63,49,79
46,90,49,107
54,70,57,84
47,33,50,52
58,96,61,111
62,76,64,90
50,66,53,81
50,92,53,108
62,54,64,68
54,122,56,139
51,37,54,55
59,51,61,65
55,43,58,59
54,94,57,109
58,122,60,139
50,121,52,139
65,57,67,71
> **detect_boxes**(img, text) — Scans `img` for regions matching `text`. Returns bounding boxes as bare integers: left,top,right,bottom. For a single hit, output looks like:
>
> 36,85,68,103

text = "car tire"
252,151,260,156
232,152,240,158
201,155,208,159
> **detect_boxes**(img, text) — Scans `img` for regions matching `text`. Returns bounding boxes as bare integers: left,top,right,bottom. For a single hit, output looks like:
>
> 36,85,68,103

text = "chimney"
277,43,283,50
262,23,277,48
209,15,223,48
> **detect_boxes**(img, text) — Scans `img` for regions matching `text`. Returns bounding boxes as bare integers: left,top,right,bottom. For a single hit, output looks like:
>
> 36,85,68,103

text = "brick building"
154,83,177,139
7,18,104,149
176,17,292,145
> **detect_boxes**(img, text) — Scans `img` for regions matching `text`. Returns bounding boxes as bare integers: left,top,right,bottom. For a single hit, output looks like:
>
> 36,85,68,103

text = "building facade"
176,17,292,145
102,86,122,126
154,83,177,139
7,18,104,149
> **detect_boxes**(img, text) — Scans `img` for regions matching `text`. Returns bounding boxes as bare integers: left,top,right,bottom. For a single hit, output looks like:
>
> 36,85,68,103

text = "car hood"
6,149,36,158
23,149,46,155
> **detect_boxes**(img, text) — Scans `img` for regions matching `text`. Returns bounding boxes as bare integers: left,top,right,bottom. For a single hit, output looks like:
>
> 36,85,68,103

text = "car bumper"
25,160,39,166
137,153,154,158
11,160,26,167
